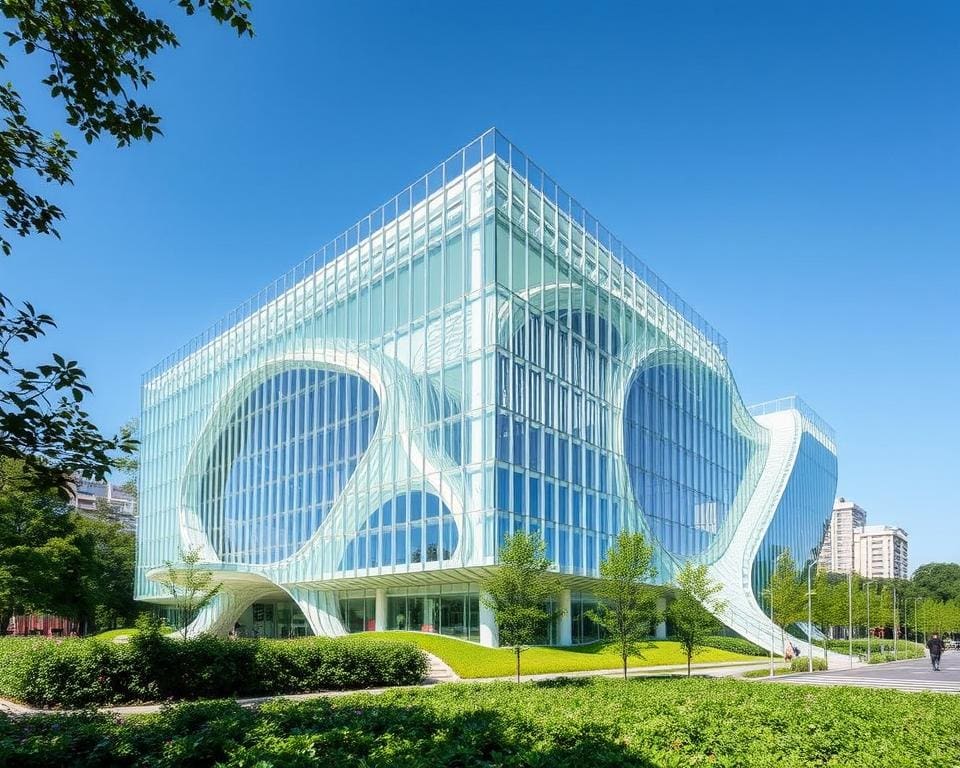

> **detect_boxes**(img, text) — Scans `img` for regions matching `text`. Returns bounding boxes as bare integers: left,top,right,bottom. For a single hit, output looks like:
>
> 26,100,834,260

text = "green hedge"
790,656,828,671
665,635,768,657
1,678,957,767
824,638,924,655
698,635,768,657
0,634,427,708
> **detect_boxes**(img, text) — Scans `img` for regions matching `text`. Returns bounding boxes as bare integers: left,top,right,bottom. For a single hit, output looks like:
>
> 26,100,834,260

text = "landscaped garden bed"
1,677,957,767
0,633,427,708
356,632,760,678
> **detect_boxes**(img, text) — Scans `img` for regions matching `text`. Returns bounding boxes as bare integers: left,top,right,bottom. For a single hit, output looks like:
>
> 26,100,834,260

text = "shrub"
825,638,925,657
790,656,828,672
1,678,958,767
0,635,427,708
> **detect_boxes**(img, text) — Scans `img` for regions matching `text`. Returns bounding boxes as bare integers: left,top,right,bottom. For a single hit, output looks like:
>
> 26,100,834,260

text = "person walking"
927,633,945,671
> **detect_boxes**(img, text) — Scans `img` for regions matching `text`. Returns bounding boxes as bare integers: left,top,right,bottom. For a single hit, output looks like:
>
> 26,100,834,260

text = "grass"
355,631,758,677
91,626,174,642
3,677,958,767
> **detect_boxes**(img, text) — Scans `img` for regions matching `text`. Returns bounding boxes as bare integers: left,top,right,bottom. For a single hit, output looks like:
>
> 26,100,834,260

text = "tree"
73,502,138,631
0,458,141,634
111,419,140,498
0,458,82,631
481,532,560,682
156,547,223,640
912,563,960,603
588,531,659,680
763,549,805,650
0,298,137,494
669,561,727,676
0,1,252,494
810,569,835,662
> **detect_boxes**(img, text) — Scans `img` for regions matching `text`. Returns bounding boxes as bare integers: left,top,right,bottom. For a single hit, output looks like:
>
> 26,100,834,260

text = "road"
769,652,960,694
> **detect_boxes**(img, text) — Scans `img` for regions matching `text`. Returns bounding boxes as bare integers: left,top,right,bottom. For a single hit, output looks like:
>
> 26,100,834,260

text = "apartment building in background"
818,498,908,579
818,497,866,573
854,524,909,580
70,476,138,533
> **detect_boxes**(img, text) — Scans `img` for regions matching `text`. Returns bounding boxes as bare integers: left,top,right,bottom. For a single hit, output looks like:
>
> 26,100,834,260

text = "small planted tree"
156,547,222,640
481,532,559,682
763,549,806,651
810,569,833,665
588,531,659,680
669,561,727,676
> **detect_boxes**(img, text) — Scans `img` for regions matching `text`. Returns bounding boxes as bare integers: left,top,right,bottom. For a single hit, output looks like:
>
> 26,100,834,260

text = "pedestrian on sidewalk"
927,633,945,671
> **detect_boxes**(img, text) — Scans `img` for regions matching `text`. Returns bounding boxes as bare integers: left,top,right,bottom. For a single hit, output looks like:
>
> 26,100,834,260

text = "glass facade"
750,410,839,602
136,129,838,651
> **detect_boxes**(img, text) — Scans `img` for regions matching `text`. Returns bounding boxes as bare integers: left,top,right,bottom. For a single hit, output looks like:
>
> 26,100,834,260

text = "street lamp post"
769,592,775,678
864,580,873,663
914,597,920,643
806,561,815,673
847,571,853,668
893,587,898,660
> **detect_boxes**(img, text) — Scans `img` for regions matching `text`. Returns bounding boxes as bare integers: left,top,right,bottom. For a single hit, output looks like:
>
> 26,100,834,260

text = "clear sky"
1,2,957,569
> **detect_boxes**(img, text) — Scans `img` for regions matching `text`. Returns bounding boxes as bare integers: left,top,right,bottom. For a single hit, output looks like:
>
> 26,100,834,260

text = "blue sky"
1,2,957,568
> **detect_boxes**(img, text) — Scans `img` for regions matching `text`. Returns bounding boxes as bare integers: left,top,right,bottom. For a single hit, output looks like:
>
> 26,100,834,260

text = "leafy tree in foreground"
0,297,138,495
669,561,727,676
481,532,560,682
588,531,659,680
0,1,252,494
156,547,223,640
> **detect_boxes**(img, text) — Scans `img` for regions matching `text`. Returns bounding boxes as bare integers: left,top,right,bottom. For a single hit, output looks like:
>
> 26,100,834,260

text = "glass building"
136,129,837,648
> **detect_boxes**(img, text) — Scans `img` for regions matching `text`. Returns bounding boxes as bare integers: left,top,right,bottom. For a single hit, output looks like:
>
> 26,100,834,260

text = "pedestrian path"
423,652,458,683
765,655,960,694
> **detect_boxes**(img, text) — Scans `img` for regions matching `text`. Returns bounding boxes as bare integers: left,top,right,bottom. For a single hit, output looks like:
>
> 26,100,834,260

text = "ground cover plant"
1,677,958,767
0,633,426,708
358,632,758,678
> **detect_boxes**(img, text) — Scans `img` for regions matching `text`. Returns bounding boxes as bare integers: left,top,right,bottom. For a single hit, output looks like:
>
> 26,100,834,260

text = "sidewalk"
0,659,771,718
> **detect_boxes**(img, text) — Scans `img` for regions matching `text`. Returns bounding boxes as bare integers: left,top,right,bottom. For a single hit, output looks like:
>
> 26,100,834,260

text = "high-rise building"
135,129,838,649
70,477,138,533
818,498,866,573
854,525,909,580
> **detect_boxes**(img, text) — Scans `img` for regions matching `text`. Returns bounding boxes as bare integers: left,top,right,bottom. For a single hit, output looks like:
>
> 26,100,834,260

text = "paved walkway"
765,653,960,694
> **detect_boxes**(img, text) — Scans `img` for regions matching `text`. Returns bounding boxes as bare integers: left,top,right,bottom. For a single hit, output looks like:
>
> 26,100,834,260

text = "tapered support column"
479,593,498,647
185,583,273,638
375,588,387,632
558,589,572,646
655,596,667,640
287,586,347,637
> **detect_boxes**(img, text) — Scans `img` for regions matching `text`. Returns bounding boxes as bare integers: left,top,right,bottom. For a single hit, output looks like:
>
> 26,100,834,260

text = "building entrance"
235,599,311,638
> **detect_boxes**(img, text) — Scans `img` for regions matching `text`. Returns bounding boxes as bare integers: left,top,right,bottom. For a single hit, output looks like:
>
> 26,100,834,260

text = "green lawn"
91,626,174,642
356,631,757,677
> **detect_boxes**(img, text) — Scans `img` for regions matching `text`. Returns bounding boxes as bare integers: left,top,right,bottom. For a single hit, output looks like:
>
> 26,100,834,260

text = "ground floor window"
339,583,481,642
339,594,376,633
571,591,603,645
235,600,311,638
